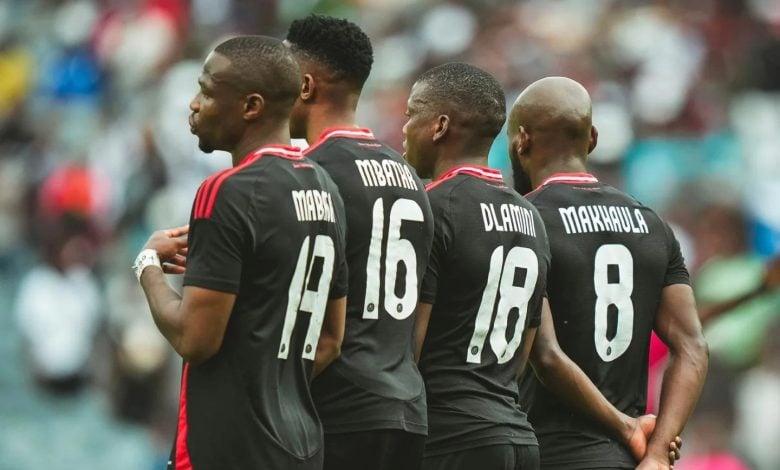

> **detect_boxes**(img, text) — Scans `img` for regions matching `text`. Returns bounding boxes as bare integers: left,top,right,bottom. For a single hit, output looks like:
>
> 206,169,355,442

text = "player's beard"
511,156,533,195
197,139,215,153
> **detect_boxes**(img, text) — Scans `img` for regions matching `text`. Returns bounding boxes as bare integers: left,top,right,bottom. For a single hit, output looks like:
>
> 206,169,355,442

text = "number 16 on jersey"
363,198,425,321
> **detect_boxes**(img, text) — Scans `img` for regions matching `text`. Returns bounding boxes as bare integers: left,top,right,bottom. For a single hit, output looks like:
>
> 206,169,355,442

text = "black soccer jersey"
521,172,690,470
417,165,551,456
172,145,348,470
304,128,434,435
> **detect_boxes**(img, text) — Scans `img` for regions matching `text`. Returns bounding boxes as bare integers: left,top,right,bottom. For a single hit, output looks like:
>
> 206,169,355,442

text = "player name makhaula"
559,205,649,234
355,159,420,190
480,203,537,236
291,190,337,223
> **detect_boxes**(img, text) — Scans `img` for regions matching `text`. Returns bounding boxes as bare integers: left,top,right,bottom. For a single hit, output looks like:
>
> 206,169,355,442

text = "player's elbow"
530,340,565,382
672,331,709,377
178,335,223,365
313,335,342,377
690,333,709,373
316,334,342,365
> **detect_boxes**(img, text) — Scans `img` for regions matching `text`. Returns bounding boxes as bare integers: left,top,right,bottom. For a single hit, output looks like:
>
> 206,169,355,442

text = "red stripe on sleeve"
175,363,193,470
201,154,263,219
201,168,240,220
193,177,215,219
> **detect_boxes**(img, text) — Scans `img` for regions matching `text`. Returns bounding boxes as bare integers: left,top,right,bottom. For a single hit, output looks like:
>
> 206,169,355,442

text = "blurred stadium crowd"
0,0,779,468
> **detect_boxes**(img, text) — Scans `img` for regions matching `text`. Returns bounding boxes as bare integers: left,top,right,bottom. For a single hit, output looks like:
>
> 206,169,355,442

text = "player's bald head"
507,77,597,193
509,76,593,145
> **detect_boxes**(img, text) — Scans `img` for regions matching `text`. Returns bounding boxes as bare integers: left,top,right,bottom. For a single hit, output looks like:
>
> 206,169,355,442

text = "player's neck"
432,154,489,181
305,106,359,145
533,156,589,188
231,125,292,167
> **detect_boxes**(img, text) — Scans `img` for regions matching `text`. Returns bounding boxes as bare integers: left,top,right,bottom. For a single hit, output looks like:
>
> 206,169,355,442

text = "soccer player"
406,63,659,470
285,15,434,470
134,36,348,470
508,76,708,470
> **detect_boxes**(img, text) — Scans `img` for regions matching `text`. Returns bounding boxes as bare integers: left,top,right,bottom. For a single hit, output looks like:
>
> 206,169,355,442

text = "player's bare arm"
138,225,236,364
516,327,538,378
529,300,656,461
313,296,347,378
413,302,433,362
638,284,708,469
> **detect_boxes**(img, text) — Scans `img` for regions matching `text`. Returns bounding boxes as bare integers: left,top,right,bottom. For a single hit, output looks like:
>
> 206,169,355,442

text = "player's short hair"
416,62,506,140
213,35,301,115
285,14,373,89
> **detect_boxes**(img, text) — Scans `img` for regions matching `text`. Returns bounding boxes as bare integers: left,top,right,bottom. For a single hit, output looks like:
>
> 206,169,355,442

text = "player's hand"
669,435,682,463
143,225,189,274
625,414,656,461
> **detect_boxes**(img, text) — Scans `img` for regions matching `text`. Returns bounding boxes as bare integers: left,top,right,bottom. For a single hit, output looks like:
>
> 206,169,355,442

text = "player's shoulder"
425,173,467,203
304,127,386,159
523,183,556,204
192,163,257,220
600,183,667,223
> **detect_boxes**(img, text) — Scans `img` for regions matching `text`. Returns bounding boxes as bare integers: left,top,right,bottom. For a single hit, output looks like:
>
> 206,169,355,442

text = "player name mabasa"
559,205,649,234
291,190,337,223
481,203,537,236
355,159,419,190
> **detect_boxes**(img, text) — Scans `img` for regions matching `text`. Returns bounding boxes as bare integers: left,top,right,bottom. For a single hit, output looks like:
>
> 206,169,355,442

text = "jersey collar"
303,126,376,155
426,164,504,191
539,172,598,187
240,144,303,165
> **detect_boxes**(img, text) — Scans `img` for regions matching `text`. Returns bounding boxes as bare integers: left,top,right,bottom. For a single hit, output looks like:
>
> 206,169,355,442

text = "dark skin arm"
529,299,656,461
637,284,708,469
139,225,236,365
516,326,538,378
312,296,346,378
413,302,433,362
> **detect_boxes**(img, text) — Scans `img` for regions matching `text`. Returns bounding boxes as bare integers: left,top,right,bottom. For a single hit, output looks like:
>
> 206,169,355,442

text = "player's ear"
243,93,265,121
508,125,521,161
432,114,449,143
518,125,531,156
588,125,598,154
300,74,315,102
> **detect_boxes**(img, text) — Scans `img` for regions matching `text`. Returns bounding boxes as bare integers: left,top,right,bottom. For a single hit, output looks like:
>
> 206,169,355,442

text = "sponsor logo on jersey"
559,205,649,234
291,190,337,223
355,159,419,190
480,203,537,236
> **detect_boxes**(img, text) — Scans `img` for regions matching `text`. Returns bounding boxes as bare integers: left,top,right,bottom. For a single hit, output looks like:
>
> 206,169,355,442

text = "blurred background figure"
0,0,778,469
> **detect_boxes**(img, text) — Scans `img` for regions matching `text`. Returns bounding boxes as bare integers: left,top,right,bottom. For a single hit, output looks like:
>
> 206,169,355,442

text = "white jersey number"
593,244,634,362
364,198,425,320
467,246,539,364
278,235,336,360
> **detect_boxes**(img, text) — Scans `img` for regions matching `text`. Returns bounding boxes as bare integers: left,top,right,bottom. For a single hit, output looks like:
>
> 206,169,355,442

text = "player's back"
418,166,550,456
304,128,434,434
181,145,347,469
522,173,689,469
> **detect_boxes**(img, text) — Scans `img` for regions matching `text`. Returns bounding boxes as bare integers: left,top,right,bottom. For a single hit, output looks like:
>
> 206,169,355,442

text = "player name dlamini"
480,203,537,236
559,205,649,235
291,190,337,223
355,159,419,190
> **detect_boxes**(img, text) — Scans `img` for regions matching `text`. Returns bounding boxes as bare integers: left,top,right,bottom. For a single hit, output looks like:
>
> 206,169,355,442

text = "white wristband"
133,249,162,280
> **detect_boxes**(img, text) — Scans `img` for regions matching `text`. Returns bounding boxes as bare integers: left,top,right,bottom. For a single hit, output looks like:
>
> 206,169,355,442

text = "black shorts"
423,444,540,470
323,429,426,470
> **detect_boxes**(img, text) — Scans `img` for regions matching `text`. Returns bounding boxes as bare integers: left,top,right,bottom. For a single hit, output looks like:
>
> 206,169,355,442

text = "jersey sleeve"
419,189,452,304
662,221,691,286
328,182,349,299
183,178,251,294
